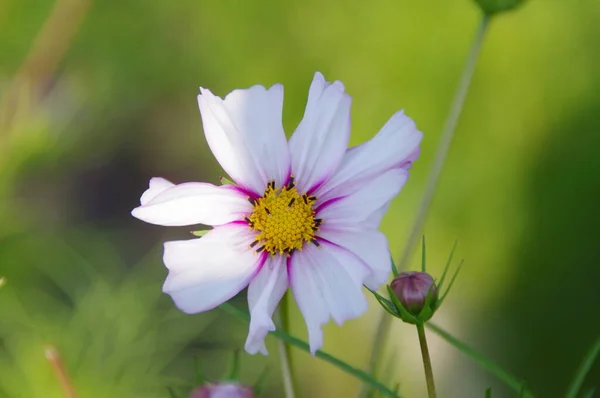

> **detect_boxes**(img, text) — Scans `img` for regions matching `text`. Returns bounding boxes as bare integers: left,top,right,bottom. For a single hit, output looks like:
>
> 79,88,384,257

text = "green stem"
398,14,490,270
274,294,297,398
364,14,491,392
416,324,436,398
220,303,399,398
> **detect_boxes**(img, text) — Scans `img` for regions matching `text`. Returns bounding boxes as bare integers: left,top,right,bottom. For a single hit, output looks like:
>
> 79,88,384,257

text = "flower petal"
140,177,175,205
314,110,422,202
316,168,408,227
318,226,391,290
131,181,251,226
290,242,369,354
289,72,351,193
198,84,291,195
244,255,288,355
162,224,265,314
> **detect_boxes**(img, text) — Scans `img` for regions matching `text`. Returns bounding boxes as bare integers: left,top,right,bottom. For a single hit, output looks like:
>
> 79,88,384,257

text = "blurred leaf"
565,336,600,398
426,322,533,397
436,240,458,292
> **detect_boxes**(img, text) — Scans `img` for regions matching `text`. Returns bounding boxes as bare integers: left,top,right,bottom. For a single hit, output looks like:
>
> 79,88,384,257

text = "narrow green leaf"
566,336,600,398
437,240,457,291
368,288,399,317
191,230,210,237
167,387,179,398
437,259,463,307
226,349,241,380
194,356,203,385
0,276,6,288
391,256,399,277
485,387,492,398
421,235,427,273
219,176,235,185
254,366,271,396
220,303,400,398
426,322,533,397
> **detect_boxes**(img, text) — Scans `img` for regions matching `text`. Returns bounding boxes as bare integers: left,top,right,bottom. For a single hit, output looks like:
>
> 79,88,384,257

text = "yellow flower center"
246,177,322,256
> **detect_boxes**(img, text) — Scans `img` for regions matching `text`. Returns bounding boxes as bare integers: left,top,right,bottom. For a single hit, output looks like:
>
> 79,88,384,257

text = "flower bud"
189,382,254,398
390,271,438,316
473,0,525,15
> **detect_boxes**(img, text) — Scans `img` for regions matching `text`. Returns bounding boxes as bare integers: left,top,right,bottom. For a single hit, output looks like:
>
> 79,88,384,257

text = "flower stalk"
417,323,436,398
274,294,297,398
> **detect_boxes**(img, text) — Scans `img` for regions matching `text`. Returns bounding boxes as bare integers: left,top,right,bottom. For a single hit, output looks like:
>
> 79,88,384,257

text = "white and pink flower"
132,72,422,355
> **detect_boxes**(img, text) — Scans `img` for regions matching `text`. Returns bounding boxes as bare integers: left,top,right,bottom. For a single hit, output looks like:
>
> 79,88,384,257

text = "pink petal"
289,72,351,193
314,110,422,203
162,224,265,313
289,242,369,354
198,84,291,195
131,182,251,227
244,255,288,355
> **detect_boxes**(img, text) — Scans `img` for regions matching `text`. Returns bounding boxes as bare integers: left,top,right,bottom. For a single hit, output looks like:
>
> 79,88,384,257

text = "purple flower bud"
189,382,254,398
390,271,438,315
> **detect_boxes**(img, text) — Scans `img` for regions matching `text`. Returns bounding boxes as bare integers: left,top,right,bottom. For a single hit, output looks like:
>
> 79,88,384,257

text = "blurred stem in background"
275,293,297,398
360,13,491,397
45,346,78,398
0,0,91,134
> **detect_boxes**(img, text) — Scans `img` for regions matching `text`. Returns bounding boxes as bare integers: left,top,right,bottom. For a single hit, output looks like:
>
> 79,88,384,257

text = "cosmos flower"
132,72,422,354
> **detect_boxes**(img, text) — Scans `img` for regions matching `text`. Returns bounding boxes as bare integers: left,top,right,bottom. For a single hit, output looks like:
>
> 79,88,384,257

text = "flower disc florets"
246,177,321,256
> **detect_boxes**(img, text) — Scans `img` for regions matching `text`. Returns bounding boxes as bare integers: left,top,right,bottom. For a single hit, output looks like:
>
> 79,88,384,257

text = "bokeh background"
1,0,600,397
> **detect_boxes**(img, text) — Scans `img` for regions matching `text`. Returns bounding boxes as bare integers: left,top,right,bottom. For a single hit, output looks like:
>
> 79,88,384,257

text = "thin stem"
363,16,491,393
357,313,393,397
45,346,77,398
398,15,490,270
220,303,399,398
274,294,297,398
416,324,436,398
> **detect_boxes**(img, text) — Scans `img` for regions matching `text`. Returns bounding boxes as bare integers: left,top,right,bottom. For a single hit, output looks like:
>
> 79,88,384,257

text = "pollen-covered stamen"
247,178,320,256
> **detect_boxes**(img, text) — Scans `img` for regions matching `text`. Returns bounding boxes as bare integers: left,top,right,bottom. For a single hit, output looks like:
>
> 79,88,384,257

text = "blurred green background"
1,0,600,397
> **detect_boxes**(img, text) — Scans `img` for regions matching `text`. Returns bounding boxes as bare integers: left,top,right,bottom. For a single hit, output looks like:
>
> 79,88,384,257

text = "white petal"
162,224,264,314
363,202,391,230
198,84,291,195
316,168,408,227
132,182,251,227
289,72,351,193
244,255,288,355
314,111,422,202
140,177,175,205
290,242,369,354
318,227,391,290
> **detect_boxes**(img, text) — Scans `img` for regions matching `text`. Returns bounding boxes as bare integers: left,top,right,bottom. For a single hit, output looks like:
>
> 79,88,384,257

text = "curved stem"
398,14,490,270
220,303,399,398
416,324,436,398
274,294,297,398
